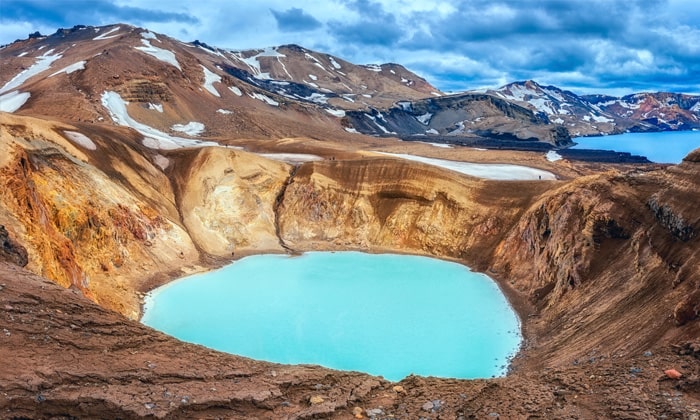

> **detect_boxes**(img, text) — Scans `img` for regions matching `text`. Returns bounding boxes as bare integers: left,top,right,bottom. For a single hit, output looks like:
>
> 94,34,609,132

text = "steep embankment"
492,153,700,367
279,157,554,269
168,146,291,256
0,114,202,318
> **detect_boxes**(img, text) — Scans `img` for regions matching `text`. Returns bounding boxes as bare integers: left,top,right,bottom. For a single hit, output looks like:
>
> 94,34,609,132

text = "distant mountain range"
1,24,698,149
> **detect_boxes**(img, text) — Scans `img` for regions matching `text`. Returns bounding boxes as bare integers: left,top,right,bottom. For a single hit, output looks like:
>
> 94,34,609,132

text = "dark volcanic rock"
0,225,28,267
557,148,651,163
647,196,696,241
345,93,572,146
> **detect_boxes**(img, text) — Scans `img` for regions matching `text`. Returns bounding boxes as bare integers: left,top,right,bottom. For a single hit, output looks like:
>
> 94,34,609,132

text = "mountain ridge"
2,23,698,152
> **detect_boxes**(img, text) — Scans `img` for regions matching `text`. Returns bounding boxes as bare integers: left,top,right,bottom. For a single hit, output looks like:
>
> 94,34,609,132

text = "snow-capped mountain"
488,80,700,136
0,24,440,146
583,92,700,132
1,24,697,152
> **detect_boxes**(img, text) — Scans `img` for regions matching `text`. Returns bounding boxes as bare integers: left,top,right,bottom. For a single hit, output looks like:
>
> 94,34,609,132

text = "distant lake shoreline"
571,130,700,164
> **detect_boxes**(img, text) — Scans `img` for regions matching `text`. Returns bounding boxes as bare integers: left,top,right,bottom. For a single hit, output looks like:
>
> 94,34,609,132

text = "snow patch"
216,109,233,115
364,64,382,72
0,91,31,112
147,103,163,112
100,91,217,150
171,122,205,136
0,49,62,94
249,92,279,106
344,127,359,134
553,117,564,124
258,153,323,163
425,128,439,135
416,113,432,125
528,97,556,115
232,47,285,79
229,86,242,96
201,65,221,97
325,108,345,117
17,52,28,57
691,102,700,112
503,84,540,101
308,74,318,81
64,131,97,150
135,39,181,70
546,150,562,162
329,57,341,69
397,101,412,111
93,26,120,40
591,114,614,123
141,31,159,41
379,153,556,181
49,60,85,77
417,141,451,148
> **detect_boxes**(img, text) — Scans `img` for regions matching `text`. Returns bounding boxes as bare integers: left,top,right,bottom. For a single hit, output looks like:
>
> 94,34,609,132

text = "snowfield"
201,65,221,97
546,150,563,162
378,153,556,180
249,92,279,106
147,103,163,112
258,153,323,163
93,26,121,40
0,91,31,112
171,122,205,136
101,91,217,150
135,40,181,70
49,61,86,77
0,49,62,94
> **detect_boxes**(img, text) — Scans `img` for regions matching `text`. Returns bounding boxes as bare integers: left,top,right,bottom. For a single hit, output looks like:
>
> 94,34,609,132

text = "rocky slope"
344,92,572,147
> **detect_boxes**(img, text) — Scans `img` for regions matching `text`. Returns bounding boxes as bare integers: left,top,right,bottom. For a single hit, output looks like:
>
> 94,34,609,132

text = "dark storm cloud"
383,0,700,92
270,7,322,32
329,0,404,46
1,0,698,94
1,0,198,29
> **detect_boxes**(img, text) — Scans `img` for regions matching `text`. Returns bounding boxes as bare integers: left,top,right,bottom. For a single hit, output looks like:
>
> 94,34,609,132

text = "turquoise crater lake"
141,252,522,381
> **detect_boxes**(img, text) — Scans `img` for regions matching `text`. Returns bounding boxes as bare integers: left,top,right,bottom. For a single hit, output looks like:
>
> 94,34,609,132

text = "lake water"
572,130,700,163
142,252,522,381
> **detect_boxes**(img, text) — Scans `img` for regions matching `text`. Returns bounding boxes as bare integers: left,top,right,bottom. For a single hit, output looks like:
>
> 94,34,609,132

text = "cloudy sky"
2,0,699,95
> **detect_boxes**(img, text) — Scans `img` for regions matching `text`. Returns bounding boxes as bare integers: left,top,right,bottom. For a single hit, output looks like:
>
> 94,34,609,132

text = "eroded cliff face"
279,158,553,267
492,156,700,366
0,114,201,318
169,147,291,256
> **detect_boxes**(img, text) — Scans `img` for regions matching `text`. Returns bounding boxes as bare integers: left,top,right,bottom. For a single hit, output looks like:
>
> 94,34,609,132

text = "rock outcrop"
345,93,572,146
0,225,28,267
